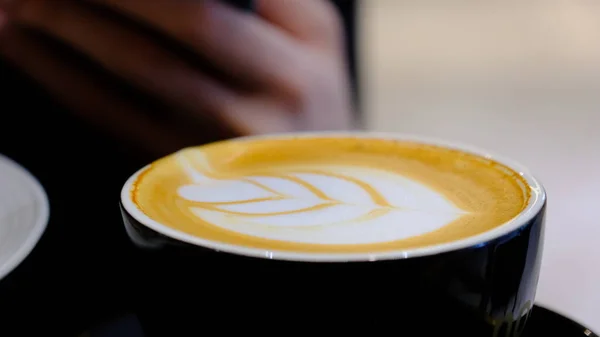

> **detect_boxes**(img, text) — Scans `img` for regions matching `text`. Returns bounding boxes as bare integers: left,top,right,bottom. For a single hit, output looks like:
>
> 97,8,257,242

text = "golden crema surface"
129,136,531,254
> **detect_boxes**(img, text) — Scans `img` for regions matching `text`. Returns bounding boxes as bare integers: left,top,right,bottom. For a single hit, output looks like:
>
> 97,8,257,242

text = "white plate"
0,154,49,281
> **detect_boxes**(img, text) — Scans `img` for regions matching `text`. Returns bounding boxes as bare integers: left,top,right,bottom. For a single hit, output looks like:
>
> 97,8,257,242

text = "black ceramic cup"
120,132,546,337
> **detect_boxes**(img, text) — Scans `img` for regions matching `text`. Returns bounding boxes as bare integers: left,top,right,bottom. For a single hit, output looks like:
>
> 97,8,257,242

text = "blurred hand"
0,0,354,157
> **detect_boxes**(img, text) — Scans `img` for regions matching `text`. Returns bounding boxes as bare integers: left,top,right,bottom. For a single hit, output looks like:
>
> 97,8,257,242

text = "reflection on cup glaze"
485,301,533,337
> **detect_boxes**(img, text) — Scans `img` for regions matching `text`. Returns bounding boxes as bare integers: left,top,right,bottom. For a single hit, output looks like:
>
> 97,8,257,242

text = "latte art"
127,135,531,254
177,154,467,245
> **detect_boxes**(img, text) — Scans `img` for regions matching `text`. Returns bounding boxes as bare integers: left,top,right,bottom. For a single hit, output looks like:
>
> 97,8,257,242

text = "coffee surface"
128,136,531,254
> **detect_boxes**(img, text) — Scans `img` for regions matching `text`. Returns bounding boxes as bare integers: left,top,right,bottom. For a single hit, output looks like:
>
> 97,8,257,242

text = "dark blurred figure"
0,0,358,335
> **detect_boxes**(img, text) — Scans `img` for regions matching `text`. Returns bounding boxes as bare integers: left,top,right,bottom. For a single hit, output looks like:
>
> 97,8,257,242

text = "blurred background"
360,0,600,331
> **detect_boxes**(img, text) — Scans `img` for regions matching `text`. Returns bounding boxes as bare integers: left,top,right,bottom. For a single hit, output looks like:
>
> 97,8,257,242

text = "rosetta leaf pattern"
175,151,467,245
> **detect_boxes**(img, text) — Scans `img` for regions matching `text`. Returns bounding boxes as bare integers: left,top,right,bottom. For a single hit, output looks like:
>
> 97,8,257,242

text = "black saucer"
78,305,596,337
522,305,597,337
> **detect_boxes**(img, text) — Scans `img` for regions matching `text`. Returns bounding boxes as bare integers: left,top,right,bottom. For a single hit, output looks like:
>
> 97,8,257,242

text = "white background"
361,1,600,331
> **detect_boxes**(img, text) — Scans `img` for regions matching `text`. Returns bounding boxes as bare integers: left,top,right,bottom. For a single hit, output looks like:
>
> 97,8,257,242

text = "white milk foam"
176,153,468,245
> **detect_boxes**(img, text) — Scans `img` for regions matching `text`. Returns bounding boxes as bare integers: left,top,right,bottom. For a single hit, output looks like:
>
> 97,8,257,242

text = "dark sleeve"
331,0,360,117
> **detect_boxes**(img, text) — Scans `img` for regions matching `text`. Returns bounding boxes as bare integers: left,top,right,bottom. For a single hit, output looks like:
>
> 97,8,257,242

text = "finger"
220,96,297,135
0,10,6,30
0,0,9,27
0,24,205,157
14,0,246,132
86,0,307,100
257,0,345,50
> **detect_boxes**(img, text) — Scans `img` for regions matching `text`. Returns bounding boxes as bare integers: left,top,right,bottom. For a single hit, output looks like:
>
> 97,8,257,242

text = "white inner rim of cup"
120,131,546,262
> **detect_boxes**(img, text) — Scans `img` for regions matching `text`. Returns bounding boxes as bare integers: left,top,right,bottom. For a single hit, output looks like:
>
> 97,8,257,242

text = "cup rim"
120,131,546,262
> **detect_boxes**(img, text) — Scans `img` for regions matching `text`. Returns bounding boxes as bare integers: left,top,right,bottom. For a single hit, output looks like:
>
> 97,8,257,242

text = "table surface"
361,1,600,331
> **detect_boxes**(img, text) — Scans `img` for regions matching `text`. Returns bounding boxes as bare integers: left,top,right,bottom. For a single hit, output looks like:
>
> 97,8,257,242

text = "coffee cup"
120,132,546,337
